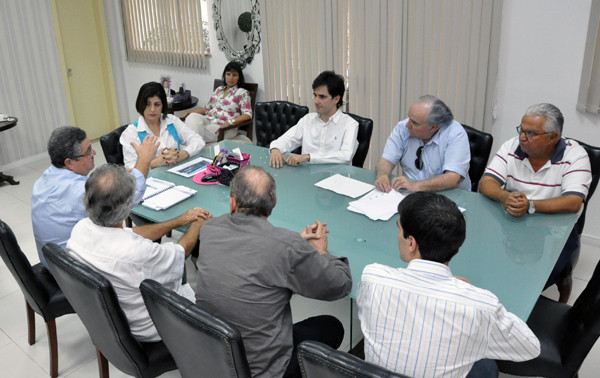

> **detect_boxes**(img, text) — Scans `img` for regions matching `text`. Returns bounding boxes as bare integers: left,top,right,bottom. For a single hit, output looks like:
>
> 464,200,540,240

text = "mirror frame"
213,0,261,67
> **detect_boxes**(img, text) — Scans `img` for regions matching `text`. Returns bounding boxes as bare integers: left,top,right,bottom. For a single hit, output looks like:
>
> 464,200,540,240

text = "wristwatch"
528,200,536,215
228,119,236,125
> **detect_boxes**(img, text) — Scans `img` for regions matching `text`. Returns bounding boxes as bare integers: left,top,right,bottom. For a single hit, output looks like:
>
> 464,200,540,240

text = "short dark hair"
135,82,168,120
84,165,136,227
230,166,276,217
312,70,345,109
222,61,245,87
47,126,87,168
397,192,466,263
418,95,454,128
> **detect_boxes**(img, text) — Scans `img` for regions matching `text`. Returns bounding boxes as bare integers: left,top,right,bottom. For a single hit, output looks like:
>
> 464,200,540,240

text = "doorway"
50,0,119,140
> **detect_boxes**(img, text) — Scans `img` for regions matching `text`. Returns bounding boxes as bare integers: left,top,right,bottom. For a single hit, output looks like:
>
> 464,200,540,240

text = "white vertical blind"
577,1,600,114
120,0,206,69
261,0,501,169
0,0,69,167
262,0,347,106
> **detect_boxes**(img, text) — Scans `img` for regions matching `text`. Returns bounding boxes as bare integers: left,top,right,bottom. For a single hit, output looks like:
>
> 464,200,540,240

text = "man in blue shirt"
31,126,187,267
374,95,471,192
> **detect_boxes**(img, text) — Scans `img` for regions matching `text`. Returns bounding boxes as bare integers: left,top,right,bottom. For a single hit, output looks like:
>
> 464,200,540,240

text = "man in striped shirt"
357,192,540,378
479,103,591,293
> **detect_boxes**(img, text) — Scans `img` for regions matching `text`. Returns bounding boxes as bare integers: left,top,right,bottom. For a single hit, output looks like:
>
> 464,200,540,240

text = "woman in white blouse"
181,61,253,142
120,82,205,169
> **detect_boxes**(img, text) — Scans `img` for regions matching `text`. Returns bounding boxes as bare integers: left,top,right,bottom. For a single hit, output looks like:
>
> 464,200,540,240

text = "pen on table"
212,152,220,166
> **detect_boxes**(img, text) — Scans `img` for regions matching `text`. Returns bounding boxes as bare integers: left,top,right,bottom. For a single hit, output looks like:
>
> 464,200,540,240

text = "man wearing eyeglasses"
374,95,471,192
32,126,163,268
479,103,591,290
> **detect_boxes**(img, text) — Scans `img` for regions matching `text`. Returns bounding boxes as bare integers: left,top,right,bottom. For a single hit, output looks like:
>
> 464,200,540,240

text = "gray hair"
83,165,136,227
48,126,87,168
417,95,454,128
524,103,564,136
230,166,277,217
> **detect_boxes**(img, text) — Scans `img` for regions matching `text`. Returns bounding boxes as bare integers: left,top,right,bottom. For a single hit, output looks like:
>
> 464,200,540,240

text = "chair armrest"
217,119,253,141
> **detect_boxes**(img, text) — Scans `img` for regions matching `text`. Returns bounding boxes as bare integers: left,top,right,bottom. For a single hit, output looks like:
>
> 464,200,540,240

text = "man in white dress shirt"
67,164,211,342
357,192,540,378
269,71,359,167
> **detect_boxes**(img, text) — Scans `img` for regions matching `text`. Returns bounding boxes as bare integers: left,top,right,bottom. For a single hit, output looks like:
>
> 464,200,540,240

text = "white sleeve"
485,304,541,361
269,116,307,154
119,124,141,170
171,116,206,157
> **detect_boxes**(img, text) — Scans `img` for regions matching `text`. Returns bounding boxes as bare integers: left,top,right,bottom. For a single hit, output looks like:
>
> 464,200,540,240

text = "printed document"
314,174,374,198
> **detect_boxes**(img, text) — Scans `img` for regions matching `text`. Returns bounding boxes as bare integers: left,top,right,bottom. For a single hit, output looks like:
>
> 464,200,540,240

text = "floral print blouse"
204,85,252,122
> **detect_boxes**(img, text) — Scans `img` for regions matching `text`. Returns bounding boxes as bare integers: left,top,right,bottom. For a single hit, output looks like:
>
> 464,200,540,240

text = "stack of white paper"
314,174,374,198
348,189,406,221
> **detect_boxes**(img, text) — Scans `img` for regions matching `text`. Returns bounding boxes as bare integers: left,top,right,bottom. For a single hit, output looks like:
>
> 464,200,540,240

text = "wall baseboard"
582,234,600,248
0,152,48,172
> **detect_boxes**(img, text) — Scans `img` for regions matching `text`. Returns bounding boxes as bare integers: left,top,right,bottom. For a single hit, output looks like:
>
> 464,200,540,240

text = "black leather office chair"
346,112,373,168
497,258,600,378
42,243,176,378
140,279,252,378
0,220,74,378
462,124,493,192
254,101,310,153
555,139,600,303
297,341,408,378
99,125,128,165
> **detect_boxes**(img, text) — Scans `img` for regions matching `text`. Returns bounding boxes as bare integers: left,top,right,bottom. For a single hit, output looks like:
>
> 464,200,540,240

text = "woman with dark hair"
182,61,252,142
120,82,205,169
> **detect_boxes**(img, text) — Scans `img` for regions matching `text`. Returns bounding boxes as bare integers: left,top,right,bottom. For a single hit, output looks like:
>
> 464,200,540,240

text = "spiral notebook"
142,178,196,210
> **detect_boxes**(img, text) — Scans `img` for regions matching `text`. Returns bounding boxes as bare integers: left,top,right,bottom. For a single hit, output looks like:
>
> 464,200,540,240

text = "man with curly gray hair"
67,164,211,342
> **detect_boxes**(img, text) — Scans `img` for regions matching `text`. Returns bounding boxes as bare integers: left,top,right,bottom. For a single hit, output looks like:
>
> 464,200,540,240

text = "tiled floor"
0,141,598,377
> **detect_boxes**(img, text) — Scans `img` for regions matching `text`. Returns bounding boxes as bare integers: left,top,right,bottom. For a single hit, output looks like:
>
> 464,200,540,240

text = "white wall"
493,0,600,243
103,0,265,125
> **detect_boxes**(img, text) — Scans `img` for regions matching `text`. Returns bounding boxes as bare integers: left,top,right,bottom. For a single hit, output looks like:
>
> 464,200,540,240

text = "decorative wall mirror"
213,0,261,67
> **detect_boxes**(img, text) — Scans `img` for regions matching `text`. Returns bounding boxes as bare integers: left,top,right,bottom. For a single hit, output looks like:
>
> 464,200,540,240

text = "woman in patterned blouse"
182,61,252,142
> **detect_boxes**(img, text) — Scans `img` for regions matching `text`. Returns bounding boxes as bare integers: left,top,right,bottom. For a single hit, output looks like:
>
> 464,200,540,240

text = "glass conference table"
131,141,577,321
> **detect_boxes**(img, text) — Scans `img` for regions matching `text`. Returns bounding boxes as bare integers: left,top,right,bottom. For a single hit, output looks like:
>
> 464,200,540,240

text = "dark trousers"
283,315,344,378
466,359,499,378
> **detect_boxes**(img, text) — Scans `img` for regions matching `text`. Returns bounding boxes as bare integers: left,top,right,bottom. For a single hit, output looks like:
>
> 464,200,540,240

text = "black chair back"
297,341,409,378
43,243,176,378
100,125,128,165
462,124,493,192
0,219,51,316
0,220,74,378
140,279,252,378
346,112,373,168
570,139,600,234
565,259,600,370
498,259,600,377
254,101,309,152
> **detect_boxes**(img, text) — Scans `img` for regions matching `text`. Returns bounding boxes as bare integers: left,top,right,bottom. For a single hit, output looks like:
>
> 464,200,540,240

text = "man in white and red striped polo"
479,103,591,292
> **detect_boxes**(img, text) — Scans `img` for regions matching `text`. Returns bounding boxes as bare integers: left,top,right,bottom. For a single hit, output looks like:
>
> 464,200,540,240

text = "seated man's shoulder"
564,138,590,155
337,112,359,125
445,120,468,135
361,263,402,281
